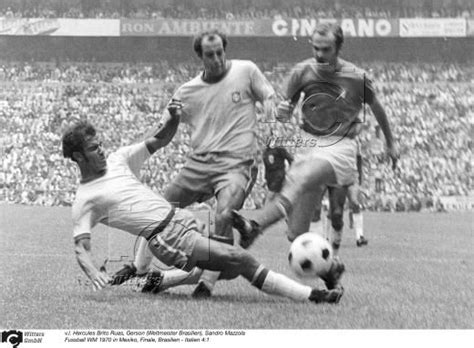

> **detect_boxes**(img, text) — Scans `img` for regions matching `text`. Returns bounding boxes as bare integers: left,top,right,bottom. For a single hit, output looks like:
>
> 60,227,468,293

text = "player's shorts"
296,131,358,186
170,152,258,201
148,208,201,271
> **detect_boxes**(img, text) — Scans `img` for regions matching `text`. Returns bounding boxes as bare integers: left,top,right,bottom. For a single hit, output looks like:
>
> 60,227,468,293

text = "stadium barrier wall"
0,17,469,37
1,36,472,63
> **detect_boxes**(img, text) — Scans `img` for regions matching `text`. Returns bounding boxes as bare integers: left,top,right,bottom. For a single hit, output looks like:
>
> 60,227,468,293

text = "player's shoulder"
230,59,261,73
108,142,147,164
289,58,314,76
178,74,204,90
231,59,258,68
338,58,372,79
294,58,314,70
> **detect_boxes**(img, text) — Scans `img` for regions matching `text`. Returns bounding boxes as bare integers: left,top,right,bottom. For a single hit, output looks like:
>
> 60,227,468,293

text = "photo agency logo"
1,330,23,348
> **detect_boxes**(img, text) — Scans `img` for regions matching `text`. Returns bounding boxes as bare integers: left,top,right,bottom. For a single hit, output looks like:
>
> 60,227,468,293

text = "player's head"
193,29,228,79
62,120,107,174
311,23,344,66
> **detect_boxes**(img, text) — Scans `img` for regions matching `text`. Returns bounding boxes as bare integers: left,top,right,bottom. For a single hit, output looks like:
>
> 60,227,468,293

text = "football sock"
133,237,153,275
349,210,354,229
196,270,220,291
353,213,364,239
251,265,311,301
324,215,332,240
253,194,293,228
309,220,323,237
160,268,203,291
330,227,343,257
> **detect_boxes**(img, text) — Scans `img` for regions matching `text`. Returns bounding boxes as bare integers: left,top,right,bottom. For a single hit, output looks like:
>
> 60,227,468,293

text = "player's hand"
167,98,183,119
386,143,399,170
90,269,112,291
276,100,294,122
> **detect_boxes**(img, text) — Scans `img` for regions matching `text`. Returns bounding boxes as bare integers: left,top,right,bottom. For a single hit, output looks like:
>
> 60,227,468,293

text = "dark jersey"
285,58,375,138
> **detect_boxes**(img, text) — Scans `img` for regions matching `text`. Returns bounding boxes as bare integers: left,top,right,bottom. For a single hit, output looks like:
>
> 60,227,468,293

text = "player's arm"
249,63,279,122
276,66,303,122
74,235,111,291
368,95,399,169
145,99,182,155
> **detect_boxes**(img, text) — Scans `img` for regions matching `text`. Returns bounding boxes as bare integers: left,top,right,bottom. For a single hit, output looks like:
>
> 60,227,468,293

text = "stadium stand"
0,0,472,19
1,61,472,211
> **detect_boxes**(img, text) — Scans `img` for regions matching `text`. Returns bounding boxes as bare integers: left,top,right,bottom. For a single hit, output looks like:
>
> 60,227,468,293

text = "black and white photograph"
1,0,472,346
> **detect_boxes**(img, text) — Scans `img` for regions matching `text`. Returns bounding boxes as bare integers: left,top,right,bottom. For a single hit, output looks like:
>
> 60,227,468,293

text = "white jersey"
72,142,172,242
173,59,274,156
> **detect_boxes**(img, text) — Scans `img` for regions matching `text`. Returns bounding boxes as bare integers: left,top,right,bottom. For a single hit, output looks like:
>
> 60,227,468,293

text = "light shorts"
148,208,201,271
171,153,258,201
296,131,358,187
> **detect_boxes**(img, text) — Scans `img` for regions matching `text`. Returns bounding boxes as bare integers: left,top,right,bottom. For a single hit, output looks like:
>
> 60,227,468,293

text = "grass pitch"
1,204,472,329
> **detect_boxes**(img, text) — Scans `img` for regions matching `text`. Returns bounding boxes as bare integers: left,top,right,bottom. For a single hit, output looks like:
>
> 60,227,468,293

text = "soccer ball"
288,232,333,279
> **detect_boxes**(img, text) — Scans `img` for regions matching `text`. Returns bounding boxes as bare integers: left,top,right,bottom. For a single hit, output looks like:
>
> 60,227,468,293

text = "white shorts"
295,132,358,186
148,208,201,271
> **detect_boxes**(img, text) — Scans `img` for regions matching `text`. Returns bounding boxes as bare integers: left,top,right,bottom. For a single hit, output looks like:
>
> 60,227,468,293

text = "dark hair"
312,22,344,52
62,120,96,162
193,29,228,58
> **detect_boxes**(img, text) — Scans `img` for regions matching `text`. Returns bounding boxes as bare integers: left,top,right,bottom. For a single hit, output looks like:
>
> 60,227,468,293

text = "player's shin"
160,268,203,291
353,212,364,239
251,265,311,301
133,237,153,275
193,234,233,296
195,270,220,293
324,215,332,240
330,227,343,257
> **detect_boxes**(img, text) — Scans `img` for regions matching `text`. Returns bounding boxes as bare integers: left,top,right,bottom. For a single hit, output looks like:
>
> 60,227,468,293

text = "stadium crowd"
0,0,472,19
1,61,472,211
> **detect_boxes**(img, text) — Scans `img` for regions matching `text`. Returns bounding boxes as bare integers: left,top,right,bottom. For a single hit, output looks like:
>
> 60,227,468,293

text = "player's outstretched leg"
185,235,344,304
232,157,337,249
141,268,204,294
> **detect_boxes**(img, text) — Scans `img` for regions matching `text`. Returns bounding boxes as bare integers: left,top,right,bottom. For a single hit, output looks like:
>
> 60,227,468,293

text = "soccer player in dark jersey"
232,23,398,261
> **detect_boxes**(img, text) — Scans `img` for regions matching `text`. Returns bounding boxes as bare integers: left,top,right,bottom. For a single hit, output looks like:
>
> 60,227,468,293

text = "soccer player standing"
233,23,398,253
116,30,277,297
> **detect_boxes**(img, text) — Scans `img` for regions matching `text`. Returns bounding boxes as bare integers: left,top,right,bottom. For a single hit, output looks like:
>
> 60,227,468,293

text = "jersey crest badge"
232,91,241,103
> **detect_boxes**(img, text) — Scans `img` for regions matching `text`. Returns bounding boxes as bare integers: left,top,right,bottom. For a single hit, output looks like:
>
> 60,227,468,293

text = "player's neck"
314,57,340,72
202,61,232,83
80,168,107,184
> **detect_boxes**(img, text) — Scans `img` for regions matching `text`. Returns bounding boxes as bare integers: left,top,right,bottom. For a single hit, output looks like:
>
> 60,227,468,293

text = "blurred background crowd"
1,61,472,211
0,0,472,19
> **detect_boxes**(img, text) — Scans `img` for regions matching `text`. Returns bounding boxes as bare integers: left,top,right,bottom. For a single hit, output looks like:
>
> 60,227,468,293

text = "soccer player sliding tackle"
63,101,343,303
